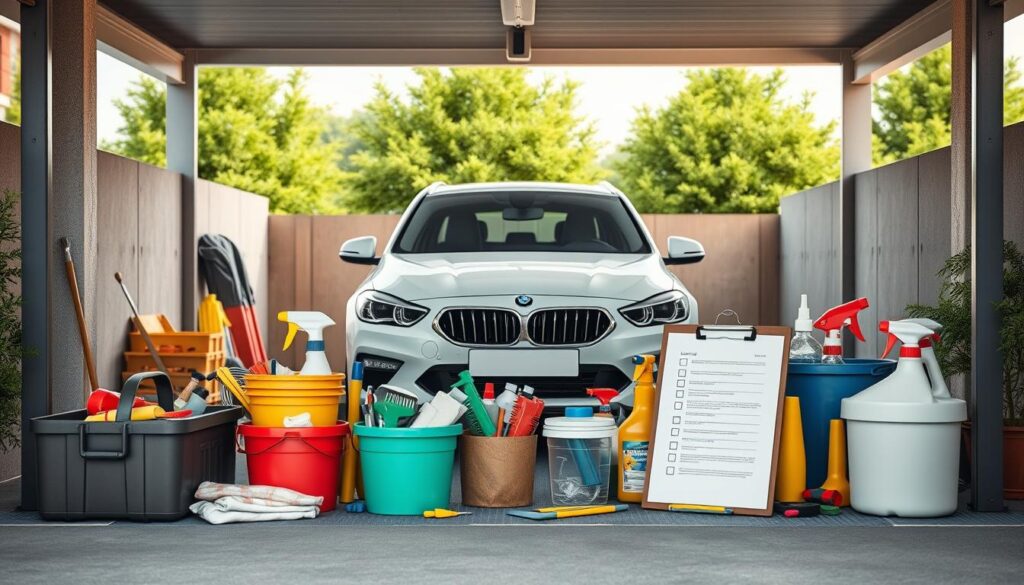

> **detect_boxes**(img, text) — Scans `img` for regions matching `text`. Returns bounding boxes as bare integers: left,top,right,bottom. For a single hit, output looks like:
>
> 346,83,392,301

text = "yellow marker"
668,504,734,515
423,508,472,519
534,505,604,513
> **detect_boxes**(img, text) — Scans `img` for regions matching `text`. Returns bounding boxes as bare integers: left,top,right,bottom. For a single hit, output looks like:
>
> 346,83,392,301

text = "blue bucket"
786,358,896,487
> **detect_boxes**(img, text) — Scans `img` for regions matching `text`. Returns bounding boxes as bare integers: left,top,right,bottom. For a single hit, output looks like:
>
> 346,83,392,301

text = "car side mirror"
663,236,705,265
340,236,379,265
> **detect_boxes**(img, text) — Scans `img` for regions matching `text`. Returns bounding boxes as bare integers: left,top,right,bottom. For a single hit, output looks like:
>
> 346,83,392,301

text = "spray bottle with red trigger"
813,298,870,365
881,317,950,399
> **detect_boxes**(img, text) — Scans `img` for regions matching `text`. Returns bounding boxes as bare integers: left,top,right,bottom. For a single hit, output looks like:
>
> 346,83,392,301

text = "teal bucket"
354,423,462,515
786,359,896,487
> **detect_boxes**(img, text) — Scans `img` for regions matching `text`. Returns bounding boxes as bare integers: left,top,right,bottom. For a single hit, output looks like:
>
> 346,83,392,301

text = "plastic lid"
841,360,966,423
795,294,813,332
543,414,616,439
483,382,495,400
565,406,593,418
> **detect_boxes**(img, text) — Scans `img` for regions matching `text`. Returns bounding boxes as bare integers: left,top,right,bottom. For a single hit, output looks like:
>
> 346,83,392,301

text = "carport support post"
839,49,871,354
19,0,98,510
167,50,199,329
969,0,1005,512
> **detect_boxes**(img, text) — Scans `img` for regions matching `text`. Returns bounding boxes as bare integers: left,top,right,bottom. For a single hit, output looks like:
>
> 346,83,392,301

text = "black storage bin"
31,372,243,521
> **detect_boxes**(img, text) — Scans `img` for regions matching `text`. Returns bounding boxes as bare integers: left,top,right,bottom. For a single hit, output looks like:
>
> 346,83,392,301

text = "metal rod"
114,272,172,378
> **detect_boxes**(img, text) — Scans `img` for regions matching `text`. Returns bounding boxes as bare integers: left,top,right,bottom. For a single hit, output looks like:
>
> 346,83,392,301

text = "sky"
96,15,1024,158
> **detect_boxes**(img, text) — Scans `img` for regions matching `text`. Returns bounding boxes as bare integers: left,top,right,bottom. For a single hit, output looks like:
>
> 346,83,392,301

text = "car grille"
435,308,521,345
526,308,613,346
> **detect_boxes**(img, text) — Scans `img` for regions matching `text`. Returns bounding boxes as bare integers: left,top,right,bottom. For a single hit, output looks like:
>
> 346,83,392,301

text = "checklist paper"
645,328,787,512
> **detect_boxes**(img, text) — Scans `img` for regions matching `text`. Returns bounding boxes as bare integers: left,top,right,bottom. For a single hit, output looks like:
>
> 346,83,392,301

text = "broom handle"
62,240,99,392
114,272,171,378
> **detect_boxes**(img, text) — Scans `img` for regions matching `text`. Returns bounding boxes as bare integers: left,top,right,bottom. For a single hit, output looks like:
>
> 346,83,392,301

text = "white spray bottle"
278,311,336,375
847,320,936,404
790,294,823,363
882,317,949,399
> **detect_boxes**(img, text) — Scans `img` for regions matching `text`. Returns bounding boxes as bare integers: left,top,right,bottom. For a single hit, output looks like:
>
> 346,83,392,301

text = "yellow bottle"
618,355,656,502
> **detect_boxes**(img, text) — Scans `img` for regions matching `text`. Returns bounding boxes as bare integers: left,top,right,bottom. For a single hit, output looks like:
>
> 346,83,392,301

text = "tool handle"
118,371,175,421
64,258,99,391
132,315,171,375
556,505,625,519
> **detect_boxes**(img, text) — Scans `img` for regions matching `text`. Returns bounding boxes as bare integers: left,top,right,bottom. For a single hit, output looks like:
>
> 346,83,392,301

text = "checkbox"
668,453,677,462
674,401,683,410
672,416,681,424
676,390,685,399
676,379,686,388
669,441,679,450
670,428,680,436
666,466,675,475
679,358,688,366
678,369,687,378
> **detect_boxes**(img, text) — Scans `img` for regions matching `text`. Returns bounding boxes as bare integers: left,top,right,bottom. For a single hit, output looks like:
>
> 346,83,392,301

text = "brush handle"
63,252,99,392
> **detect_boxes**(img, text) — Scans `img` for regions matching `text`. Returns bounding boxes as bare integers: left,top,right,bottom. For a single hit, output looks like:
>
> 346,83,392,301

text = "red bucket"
236,422,350,512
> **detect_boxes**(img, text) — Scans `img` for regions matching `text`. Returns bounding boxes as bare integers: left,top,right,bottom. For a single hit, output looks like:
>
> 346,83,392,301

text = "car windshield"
393,191,651,254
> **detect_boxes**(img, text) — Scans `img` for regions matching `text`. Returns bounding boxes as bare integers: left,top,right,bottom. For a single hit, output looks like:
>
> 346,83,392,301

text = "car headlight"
356,291,428,327
619,291,690,327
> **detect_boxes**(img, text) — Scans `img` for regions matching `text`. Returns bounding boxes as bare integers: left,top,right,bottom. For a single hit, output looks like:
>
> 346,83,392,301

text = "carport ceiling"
100,0,936,50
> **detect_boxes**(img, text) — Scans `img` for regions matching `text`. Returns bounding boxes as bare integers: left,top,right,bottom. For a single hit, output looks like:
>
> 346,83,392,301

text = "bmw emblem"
515,295,533,307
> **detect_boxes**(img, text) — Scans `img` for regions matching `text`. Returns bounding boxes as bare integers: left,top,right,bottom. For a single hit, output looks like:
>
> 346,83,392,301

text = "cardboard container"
459,434,537,508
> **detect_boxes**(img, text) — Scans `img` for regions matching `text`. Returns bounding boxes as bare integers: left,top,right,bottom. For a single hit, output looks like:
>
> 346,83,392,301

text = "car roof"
424,181,621,198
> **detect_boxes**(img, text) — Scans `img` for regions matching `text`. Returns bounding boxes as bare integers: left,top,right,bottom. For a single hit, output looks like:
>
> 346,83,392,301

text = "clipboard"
641,323,792,517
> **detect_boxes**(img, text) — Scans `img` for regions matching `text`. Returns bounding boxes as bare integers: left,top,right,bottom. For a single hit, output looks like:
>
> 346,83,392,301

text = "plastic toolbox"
31,372,243,521
122,370,223,404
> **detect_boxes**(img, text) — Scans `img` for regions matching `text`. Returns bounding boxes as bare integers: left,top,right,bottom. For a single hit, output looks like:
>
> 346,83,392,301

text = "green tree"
4,61,19,125
613,68,838,214
105,68,343,214
0,190,22,451
342,68,605,213
873,45,1024,165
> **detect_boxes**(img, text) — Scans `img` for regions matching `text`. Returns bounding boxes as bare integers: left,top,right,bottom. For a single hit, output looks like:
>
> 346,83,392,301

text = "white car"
341,181,704,409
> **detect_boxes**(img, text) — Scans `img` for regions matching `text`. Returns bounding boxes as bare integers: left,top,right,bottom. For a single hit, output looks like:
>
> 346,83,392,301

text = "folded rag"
190,482,324,524
190,497,319,525
194,481,324,507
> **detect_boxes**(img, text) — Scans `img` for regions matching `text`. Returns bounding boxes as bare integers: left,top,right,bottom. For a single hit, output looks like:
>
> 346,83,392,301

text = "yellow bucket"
247,393,342,427
216,368,345,427
244,373,345,391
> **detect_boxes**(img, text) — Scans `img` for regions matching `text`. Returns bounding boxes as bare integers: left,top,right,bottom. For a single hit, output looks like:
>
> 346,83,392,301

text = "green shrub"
0,190,22,451
907,241,1024,425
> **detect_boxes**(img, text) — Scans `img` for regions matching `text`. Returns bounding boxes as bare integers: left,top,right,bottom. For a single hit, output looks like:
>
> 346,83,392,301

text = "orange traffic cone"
820,419,851,507
776,396,807,503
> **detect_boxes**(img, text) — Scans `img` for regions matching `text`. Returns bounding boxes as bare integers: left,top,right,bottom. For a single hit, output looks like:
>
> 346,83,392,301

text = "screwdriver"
423,508,472,519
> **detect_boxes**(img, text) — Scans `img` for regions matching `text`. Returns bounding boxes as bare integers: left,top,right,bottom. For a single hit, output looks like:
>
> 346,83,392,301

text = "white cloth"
190,482,323,524
190,497,319,525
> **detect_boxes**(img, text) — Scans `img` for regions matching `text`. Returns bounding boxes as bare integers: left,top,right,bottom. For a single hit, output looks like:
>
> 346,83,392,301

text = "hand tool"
373,385,417,427
340,362,364,503
507,395,544,437
451,370,496,437
61,237,100,395
114,272,171,379
801,488,843,506
668,504,734,515
507,504,627,521
423,508,471,519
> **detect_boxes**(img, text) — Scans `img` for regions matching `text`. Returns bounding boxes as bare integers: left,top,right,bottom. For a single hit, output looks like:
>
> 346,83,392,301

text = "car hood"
370,253,678,302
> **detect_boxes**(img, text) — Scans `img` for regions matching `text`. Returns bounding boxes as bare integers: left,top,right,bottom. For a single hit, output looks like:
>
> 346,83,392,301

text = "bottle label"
621,440,649,493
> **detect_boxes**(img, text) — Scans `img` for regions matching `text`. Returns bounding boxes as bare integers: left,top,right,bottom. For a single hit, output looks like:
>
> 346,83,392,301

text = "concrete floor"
1,524,1022,584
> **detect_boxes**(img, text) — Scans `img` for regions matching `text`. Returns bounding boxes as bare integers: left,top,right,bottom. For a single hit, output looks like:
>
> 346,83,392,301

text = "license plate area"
468,349,580,377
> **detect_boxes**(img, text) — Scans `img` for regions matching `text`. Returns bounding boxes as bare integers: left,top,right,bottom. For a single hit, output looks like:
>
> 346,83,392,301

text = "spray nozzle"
877,320,934,358
813,298,870,341
632,355,656,383
794,294,814,332
586,388,619,407
880,318,943,357
277,311,336,350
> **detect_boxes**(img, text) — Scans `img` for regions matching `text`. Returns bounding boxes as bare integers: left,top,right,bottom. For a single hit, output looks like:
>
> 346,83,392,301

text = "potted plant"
0,189,23,453
906,240,1024,499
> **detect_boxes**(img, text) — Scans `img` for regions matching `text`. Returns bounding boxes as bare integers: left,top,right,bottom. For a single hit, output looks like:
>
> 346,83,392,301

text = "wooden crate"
124,351,225,375
129,331,224,355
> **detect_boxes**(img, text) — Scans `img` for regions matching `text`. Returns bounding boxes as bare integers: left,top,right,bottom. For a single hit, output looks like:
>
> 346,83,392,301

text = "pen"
668,504,734,515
